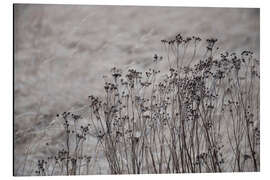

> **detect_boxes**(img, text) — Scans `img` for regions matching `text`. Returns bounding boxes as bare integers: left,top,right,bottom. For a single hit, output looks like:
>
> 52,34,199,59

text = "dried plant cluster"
30,34,259,175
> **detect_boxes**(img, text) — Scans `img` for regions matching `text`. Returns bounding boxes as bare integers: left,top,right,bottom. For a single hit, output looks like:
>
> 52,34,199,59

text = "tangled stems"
34,34,259,175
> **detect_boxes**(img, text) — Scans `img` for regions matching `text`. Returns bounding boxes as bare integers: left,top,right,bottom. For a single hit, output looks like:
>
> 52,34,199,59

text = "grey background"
14,4,259,175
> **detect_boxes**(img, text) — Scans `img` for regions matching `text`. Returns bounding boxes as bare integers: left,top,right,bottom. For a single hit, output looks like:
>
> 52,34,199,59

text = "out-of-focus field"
14,4,259,175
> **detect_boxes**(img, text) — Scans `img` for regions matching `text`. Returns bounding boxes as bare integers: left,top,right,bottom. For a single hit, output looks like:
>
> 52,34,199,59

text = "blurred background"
14,4,259,175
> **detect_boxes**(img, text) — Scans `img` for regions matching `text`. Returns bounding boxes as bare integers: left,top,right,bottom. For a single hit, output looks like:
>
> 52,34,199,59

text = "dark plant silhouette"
29,34,260,175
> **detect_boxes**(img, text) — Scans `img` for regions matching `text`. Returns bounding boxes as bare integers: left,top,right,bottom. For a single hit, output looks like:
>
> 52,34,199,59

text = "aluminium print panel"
14,4,260,176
